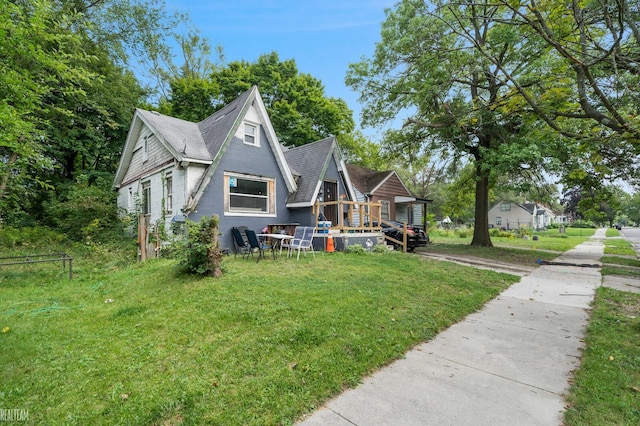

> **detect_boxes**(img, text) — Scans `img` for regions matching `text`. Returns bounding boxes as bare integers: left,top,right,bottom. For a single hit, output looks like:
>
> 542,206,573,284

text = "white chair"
287,226,316,260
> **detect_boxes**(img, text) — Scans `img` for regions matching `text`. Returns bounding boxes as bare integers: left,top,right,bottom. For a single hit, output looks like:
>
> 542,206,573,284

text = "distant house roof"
345,164,395,195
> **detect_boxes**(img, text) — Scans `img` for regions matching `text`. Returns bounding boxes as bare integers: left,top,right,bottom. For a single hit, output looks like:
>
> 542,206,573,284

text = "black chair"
231,227,251,259
245,229,273,262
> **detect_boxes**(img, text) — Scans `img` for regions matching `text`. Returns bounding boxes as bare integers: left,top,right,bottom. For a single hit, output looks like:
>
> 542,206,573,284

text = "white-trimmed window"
224,173,275,215
380,200,390,221
500,202,511,211
243,122,259,146
165,174,173,214
496,216,502,226
142,181,151,215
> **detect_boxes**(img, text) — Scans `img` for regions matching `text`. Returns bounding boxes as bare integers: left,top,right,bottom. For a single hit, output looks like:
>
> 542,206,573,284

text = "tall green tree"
211,52,355,147
482,0,640,186
347,0,562,246
0,0,94,222
157,32,223,122
1,0,180,227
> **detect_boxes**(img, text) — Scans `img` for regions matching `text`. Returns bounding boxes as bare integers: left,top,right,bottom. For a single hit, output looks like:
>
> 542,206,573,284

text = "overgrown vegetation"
171,215,224,277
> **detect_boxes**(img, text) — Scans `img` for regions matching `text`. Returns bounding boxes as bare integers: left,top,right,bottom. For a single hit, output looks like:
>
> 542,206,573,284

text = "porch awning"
395,196,417,203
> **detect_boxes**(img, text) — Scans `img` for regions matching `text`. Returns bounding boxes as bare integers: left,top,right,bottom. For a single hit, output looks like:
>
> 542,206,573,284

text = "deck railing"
312,200,411,252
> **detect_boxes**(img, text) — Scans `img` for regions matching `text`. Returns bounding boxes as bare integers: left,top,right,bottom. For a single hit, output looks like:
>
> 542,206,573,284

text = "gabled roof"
114,86,296,207
284,136,356,207
345,164,393,195
186,86,295,210
113,109,212,188
345,163,413,199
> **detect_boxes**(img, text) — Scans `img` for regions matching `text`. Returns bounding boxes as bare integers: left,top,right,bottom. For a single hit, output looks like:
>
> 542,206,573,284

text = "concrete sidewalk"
298,229,606,426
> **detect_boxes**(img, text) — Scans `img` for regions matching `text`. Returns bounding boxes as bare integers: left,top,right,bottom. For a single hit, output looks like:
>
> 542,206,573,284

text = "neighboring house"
113,86,355,251
345,164,429,228
488,200,557,230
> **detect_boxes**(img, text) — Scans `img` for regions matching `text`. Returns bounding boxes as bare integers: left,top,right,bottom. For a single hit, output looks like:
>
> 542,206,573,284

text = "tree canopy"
209,52,355,148
347,0,565,246
0,0,177,228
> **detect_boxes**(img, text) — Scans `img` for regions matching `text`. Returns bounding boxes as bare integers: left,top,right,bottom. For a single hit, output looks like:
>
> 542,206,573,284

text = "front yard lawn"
428,227,594,253
0,251,518,425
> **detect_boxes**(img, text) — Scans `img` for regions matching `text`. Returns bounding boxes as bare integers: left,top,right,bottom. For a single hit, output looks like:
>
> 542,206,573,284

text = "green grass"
564,288,640,425
419,243,558,265
429,227,593,253
601,265,640,279
602,256,640,268
604,238,637,256
606,228,621,237
0,250,518,425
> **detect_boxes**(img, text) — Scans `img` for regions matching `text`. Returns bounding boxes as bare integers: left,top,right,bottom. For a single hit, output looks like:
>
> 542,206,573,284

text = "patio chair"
231,227,251,259
281,226,305,256
288,226,316,260
245,229,273,262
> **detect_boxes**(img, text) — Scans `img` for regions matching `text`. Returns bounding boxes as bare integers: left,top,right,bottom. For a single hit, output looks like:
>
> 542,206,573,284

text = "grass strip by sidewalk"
564,288,640,425
0,252,518,425
604,238,638,256
420,243,559,266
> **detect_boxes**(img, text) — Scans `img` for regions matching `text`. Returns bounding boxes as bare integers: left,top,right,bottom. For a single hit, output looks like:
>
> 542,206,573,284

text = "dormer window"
244,122,259,146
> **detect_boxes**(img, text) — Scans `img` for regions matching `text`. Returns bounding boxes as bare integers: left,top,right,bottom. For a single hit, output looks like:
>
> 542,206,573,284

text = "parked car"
367,221,429,252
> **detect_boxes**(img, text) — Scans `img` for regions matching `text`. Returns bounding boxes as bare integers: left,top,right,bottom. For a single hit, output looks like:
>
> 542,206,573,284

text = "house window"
244,122,259,146
380,200,390,221
500,202,511,211
165,175,173,214
225,173,274,215
142,181,151,215
496,216,502,226
128,187,134,211
142,135,149,162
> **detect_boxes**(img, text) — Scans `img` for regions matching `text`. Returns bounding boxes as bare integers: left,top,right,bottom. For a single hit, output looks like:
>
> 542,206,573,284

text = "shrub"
173,215,223,277
455,228,471,238
344,244,366,254
0,226,69,249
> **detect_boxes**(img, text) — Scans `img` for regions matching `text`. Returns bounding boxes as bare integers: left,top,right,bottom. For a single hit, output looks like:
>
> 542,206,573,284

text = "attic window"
142,135,149,163
500,202,511,211
243,122,259,146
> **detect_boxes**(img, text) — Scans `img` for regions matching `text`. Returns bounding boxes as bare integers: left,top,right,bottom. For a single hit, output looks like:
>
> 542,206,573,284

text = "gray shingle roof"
137,110,211,161
197,87,252,159
136,87,253,162
284,136,336,205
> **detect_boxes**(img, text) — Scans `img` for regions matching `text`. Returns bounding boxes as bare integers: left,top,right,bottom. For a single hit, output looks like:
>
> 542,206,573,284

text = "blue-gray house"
113,86,356,251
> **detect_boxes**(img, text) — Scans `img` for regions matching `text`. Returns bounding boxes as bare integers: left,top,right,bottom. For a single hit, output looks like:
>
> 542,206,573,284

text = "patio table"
257,234,294,257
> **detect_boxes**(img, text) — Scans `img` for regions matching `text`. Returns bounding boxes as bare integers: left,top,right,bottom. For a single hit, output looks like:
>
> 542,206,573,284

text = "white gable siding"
121,130,174,186
488,201,534,229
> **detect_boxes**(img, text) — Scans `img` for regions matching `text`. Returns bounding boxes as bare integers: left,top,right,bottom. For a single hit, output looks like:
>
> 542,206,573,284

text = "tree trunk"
471,164,493,247
208,214,223,278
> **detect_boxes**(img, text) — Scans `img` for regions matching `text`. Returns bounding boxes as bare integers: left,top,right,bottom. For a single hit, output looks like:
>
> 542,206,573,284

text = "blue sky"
163,0,397,135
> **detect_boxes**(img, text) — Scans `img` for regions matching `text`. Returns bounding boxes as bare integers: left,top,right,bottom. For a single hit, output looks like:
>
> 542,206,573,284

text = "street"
619,226,640,247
